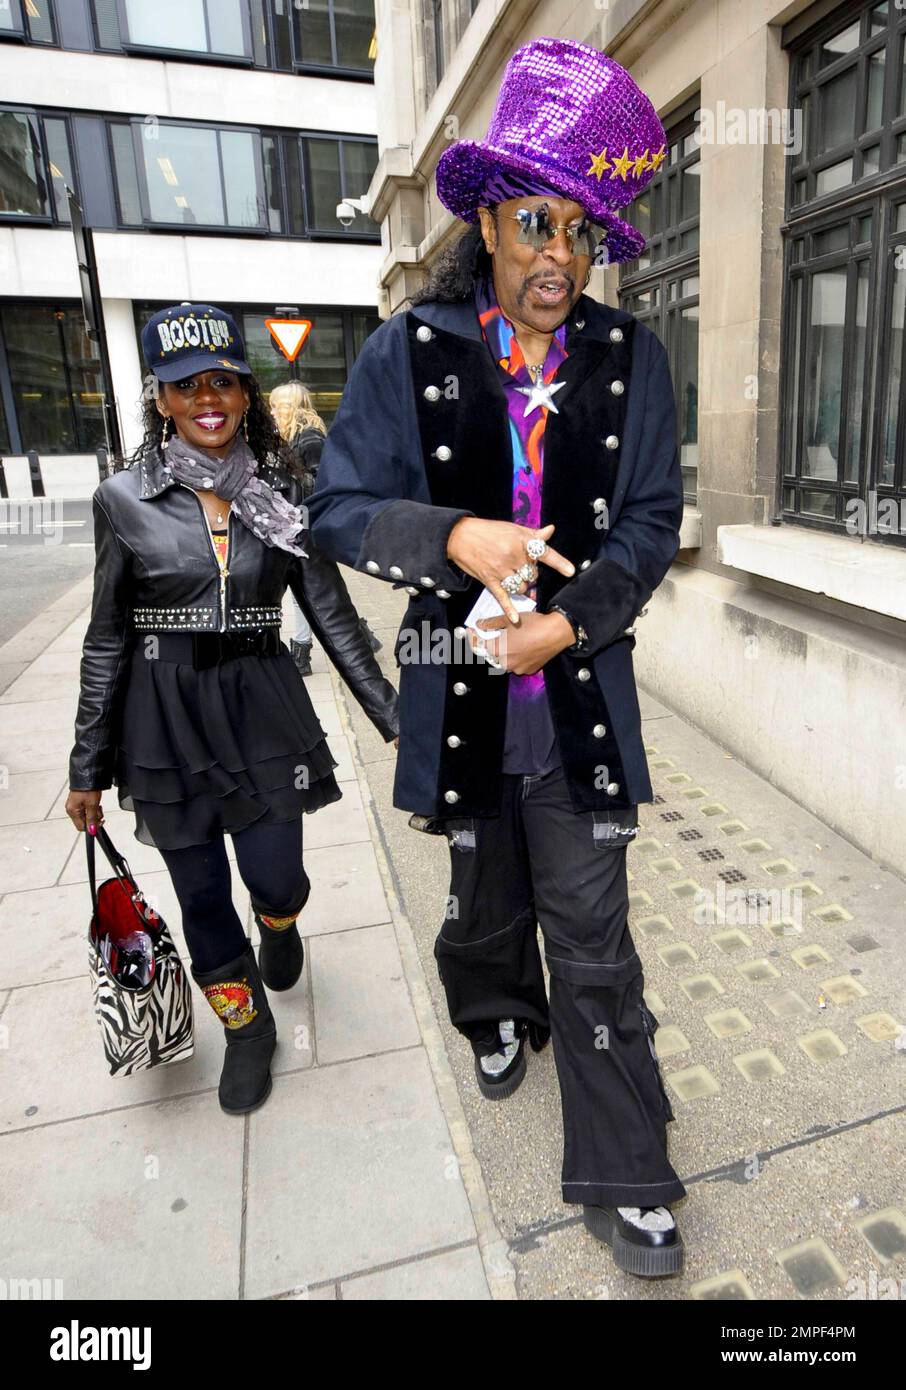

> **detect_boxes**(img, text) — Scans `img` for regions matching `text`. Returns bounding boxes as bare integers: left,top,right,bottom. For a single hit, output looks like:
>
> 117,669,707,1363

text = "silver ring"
525,537,547,561
500,571,523,595
517,562,537,584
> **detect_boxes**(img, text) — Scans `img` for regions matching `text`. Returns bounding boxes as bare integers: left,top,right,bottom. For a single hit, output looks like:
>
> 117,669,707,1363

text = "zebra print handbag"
87,824,194,1076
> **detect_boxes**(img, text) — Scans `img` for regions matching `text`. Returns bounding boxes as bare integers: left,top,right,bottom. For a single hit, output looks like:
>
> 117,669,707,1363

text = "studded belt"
132,605,283,631
137,630,282,668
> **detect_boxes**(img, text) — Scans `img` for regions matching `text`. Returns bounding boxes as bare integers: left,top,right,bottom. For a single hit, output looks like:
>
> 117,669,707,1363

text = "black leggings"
158,818,311,973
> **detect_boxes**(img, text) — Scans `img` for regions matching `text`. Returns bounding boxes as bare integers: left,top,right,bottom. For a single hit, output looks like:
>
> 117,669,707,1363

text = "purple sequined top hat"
435,36,667,264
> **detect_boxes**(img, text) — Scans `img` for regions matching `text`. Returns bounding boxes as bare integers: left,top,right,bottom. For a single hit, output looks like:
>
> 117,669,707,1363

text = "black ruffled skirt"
114,643,341,850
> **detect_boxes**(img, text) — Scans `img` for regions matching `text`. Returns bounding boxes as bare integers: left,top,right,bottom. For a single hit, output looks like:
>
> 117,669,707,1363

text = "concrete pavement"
0,575,501,1301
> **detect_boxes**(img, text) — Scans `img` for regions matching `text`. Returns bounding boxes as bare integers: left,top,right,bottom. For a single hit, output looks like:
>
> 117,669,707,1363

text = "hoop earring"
160,416,171,449
242,409,249,442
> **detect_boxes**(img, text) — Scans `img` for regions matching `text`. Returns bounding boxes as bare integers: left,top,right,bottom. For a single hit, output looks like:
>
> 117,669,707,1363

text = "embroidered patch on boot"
259,912,299,933
202,980,258,1028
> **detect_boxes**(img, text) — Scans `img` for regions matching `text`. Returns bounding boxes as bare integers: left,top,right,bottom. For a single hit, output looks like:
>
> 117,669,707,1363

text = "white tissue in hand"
464,587,536,633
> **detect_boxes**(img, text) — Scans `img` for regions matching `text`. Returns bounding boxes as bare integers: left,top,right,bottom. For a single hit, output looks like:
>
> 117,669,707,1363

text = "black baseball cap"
141,302,252,382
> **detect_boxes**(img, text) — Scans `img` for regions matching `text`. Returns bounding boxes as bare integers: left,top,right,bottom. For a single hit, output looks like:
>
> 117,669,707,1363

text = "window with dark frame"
618,112,701,507
0,106,75,224
293,0,375,75
114,0,253,62
782,0,906,544
0,303,106,456
104,115,379,240
301,134,379,234
0,0,56,44
87,0,374,75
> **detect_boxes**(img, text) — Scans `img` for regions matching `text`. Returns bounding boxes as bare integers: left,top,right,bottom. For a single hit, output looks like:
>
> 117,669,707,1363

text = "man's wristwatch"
550,604,589,654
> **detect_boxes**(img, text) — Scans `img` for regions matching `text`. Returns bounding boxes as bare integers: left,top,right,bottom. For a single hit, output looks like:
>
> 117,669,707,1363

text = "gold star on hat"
609,147,635,181
587,147,611,181
649,143,668,172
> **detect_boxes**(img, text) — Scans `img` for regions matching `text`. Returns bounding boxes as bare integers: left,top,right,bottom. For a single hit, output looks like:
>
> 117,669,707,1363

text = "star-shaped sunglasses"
510,203,607,258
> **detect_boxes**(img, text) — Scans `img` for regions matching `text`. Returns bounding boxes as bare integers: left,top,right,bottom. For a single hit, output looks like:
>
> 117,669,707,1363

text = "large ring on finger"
517,562,537,584
525,537,547,561
501,571,523,595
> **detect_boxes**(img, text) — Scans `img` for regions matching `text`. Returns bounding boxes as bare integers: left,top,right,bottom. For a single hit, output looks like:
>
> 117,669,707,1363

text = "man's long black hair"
128,374,303,479
411,218,495,306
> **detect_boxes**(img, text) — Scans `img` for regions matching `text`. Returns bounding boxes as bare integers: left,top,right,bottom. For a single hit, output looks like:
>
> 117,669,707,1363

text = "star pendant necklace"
516,360,565,418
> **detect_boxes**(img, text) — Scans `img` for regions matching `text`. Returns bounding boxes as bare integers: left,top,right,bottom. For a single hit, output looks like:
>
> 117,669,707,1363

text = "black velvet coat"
309,290,684,819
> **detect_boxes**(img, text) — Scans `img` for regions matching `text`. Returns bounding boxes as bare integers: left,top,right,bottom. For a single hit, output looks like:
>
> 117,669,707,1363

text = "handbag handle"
85,823,137,921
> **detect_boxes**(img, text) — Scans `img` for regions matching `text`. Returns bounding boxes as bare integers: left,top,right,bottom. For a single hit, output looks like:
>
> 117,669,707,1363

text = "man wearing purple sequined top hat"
309,36,687,1279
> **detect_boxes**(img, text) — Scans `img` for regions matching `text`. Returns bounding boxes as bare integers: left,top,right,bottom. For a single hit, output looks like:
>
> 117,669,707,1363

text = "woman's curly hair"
129,373,303,478
410,217,496,305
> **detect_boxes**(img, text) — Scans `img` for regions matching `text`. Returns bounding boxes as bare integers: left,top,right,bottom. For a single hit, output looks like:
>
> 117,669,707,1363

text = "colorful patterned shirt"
211,530,229,568
474,274,567,776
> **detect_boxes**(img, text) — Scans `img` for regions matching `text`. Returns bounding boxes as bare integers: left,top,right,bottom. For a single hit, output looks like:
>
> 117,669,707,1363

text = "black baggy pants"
433,766,686,1210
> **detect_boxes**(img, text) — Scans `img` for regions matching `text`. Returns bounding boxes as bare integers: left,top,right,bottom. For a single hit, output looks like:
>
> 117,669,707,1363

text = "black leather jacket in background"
287,428,323,499
69,446,399,791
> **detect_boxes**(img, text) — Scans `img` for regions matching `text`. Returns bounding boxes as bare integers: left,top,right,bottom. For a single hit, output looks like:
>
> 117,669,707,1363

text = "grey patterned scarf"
161,432,308,557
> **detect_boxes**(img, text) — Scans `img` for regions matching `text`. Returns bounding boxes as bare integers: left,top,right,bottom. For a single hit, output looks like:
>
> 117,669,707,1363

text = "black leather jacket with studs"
68,447,399,791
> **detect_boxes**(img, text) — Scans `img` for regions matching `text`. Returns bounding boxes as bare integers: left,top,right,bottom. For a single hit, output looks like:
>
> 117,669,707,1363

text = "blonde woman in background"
270,381,381,675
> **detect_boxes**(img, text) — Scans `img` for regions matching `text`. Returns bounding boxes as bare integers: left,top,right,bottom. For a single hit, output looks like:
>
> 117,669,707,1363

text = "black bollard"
27,450,45,498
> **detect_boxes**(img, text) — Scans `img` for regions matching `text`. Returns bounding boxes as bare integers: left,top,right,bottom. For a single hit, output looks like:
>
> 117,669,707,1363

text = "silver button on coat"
453,682,468,695
578,668,591,682
434,445,452,462
388,565,403,579
593,723,607,737
416,325,433,342
610,327,624,343
610,380,625,395
423,385,441,402
446,735,462,748
605,434,619,450
365,561,380,574
606,781,620,796
444,789,460,804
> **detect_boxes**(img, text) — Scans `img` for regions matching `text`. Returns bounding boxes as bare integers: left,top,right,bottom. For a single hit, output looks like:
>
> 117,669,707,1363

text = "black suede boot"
193,944,276,1115
253,880,309,993
254,907,305,992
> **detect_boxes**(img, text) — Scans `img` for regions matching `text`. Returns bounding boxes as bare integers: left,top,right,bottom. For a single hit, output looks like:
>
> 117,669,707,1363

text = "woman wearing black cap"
65,303,399,1115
